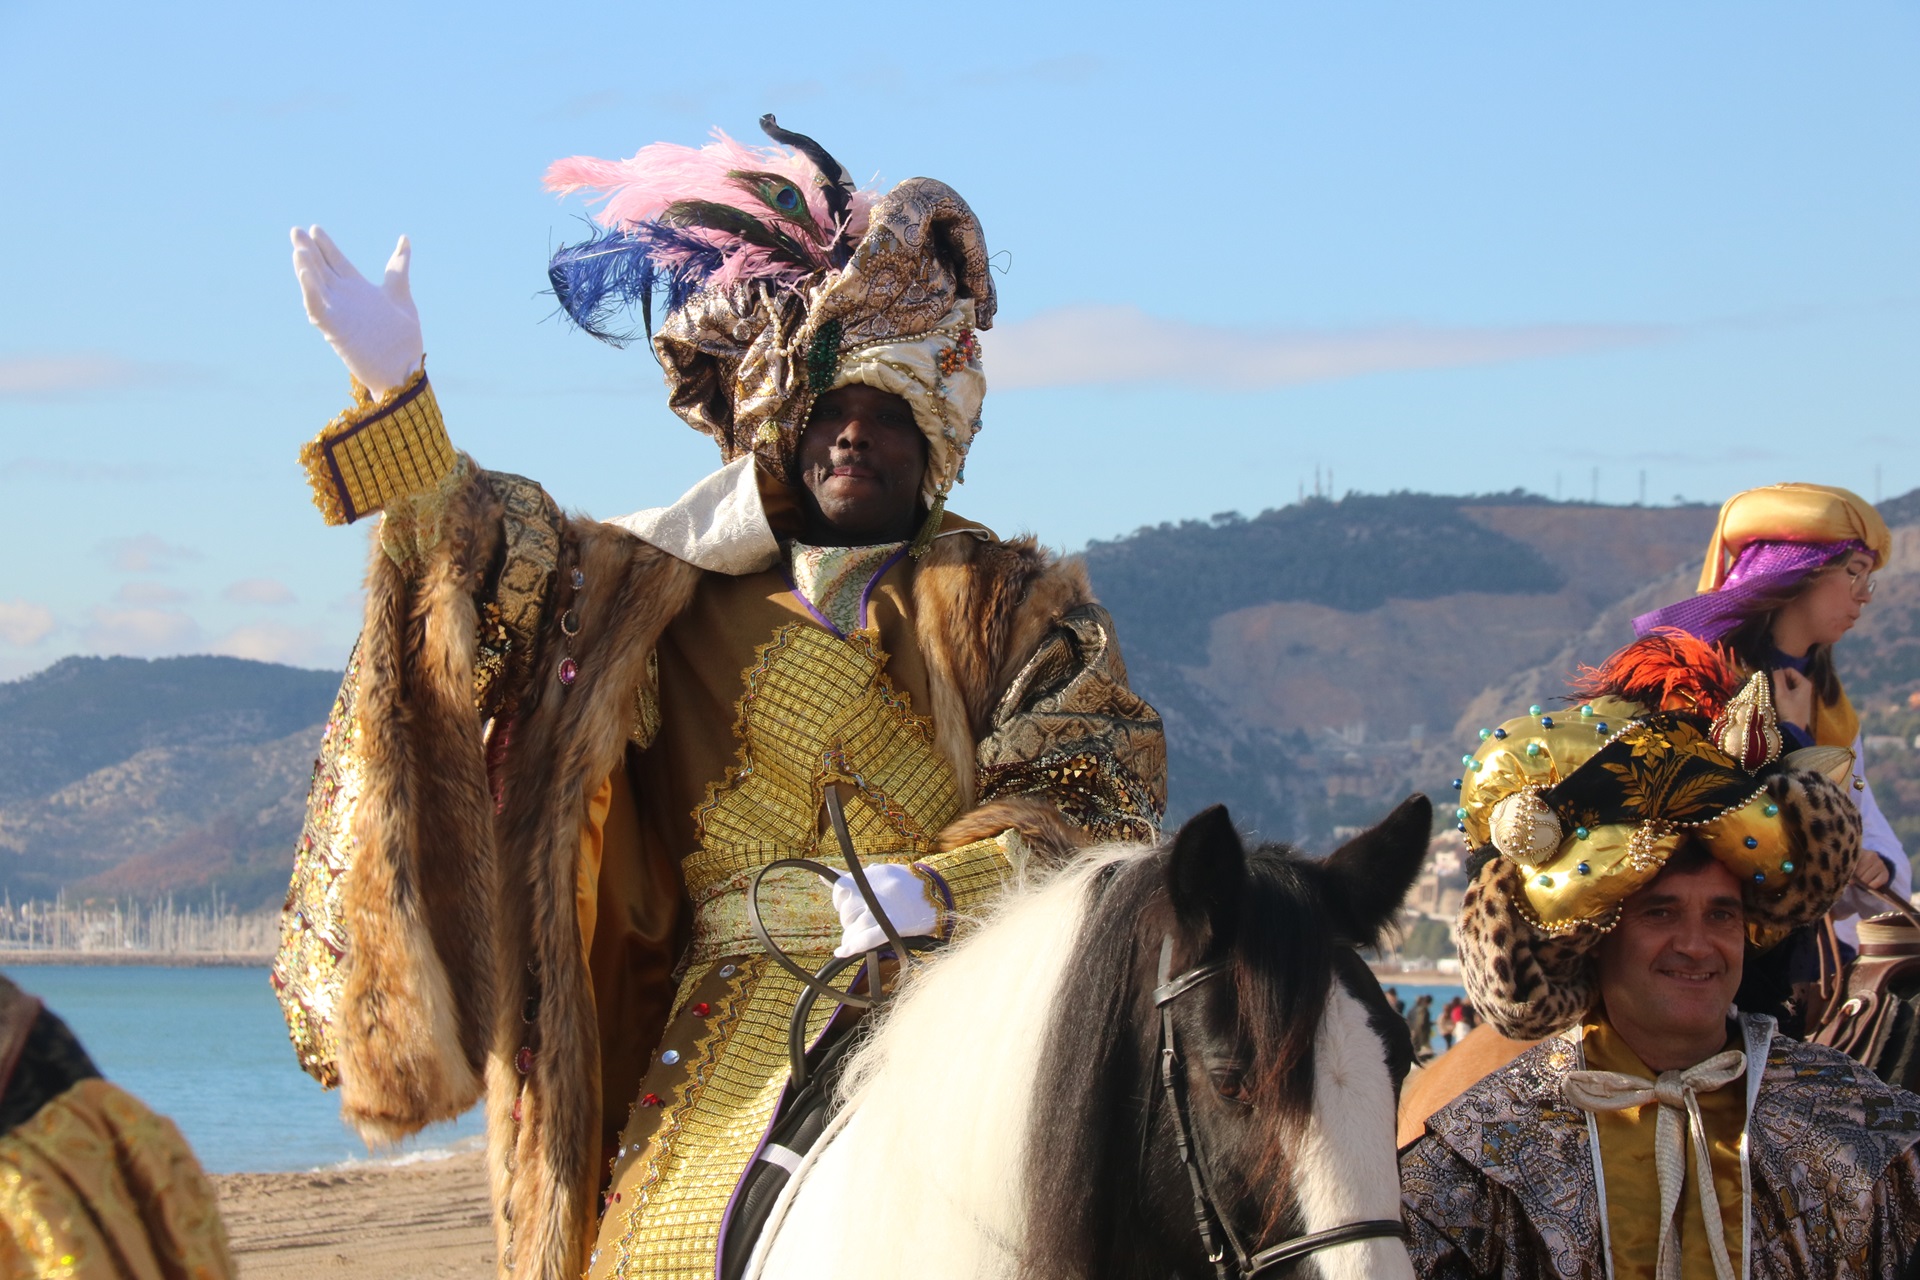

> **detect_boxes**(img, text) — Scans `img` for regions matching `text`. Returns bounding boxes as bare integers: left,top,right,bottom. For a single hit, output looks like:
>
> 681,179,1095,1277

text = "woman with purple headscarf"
1634,481,1904,950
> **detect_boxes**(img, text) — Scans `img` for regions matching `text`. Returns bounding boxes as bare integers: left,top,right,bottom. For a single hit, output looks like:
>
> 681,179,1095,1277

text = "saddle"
1805,905,1920,1093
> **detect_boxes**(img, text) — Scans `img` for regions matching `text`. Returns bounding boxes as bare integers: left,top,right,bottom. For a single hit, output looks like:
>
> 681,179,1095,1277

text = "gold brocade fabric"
589,619,961,1279
1583,1019,1745,1280
0,1080,236,1280
271,646,364,1089
299,369,456,527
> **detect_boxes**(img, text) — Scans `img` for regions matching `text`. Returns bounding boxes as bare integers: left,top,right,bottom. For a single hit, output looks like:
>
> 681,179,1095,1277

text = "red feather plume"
1567,628,1742,718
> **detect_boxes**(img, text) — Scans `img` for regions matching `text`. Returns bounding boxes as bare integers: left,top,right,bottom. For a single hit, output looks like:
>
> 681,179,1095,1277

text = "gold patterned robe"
273,462,1165,1280
0,977,235,1280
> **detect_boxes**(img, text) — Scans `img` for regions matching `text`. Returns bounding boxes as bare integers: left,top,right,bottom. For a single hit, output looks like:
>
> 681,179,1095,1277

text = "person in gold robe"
1399,648,1920,1278
268,118,1164,1280
0,975,235,1279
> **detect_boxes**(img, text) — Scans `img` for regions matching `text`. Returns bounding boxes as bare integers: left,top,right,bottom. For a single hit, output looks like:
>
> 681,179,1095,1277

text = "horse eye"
1209,1068,1252,1106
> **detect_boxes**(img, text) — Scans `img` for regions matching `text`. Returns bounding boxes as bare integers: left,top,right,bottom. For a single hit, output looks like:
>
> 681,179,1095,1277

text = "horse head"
1022,795,1431,1280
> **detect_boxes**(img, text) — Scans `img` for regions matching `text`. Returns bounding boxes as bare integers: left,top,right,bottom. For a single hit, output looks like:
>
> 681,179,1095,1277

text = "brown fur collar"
910,533,1092,809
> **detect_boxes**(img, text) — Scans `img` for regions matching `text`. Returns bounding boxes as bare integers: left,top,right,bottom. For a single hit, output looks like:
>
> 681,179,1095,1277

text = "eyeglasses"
1836,563,1878,601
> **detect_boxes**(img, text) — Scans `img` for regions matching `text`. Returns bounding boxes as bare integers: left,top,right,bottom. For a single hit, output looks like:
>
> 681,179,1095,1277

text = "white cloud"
115,581,192,606
83,607,201,655
97,535,203,573
210,622,343,668
979,305,1670,391
0,353,185,399
0,600,55,648
223,578,297,606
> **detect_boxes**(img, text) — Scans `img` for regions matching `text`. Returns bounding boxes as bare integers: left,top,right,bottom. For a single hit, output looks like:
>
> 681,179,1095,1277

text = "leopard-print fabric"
1459,764,1862,1041
1748,765,1859,935
1458,858,1601,1040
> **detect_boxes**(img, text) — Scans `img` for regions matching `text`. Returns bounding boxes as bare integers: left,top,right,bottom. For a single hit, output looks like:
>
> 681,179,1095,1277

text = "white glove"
290,225,424,398
831,864,938,958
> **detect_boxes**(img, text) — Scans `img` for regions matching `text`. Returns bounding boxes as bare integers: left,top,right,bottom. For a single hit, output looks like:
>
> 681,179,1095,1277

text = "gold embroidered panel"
686,623,960,962
271,650,364,1089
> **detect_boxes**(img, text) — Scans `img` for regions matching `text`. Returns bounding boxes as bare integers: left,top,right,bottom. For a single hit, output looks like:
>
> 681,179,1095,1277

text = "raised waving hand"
290,226,424,398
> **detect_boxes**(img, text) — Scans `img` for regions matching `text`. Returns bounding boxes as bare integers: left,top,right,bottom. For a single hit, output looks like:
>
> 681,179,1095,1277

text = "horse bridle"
1153,935,1407,1279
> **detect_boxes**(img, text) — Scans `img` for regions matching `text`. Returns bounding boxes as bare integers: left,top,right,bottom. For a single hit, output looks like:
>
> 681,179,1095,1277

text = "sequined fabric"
271,649,364,1089
975,603,1166,842
588,620,960,1278
1402,1024,1920,1279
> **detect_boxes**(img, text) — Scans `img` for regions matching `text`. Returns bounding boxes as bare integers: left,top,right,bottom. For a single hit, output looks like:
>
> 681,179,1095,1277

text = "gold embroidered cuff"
299,367,455,525
917,830,1029,924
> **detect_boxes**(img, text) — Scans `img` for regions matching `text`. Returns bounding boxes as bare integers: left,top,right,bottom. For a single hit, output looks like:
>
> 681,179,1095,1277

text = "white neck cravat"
1563,1049,1747,1280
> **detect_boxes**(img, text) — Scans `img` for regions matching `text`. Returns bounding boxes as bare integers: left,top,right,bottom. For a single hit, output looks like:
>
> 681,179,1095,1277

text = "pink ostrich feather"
544,130,875,291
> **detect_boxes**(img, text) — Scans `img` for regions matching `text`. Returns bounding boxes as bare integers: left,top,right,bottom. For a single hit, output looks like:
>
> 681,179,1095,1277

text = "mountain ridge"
6,490,1917,904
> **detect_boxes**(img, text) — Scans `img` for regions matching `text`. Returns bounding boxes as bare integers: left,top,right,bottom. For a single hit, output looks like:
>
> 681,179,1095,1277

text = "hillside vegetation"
0,657,336,906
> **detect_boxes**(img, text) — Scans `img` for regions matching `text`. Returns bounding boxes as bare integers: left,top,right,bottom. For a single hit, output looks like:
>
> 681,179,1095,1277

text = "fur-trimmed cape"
281,461,1164,1279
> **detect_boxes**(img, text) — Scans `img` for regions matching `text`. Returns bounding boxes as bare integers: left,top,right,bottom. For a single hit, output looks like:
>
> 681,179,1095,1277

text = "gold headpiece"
1457,690,1855,946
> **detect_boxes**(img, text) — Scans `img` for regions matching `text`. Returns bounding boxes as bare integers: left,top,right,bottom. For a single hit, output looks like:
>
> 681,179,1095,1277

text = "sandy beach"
213,1149,494,1279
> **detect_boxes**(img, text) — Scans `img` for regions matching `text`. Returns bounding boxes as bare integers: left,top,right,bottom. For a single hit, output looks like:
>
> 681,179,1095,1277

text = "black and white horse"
748,797,1431,1279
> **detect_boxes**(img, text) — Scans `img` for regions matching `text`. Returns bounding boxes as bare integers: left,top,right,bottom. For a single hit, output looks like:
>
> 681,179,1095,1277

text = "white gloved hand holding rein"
290,225,424,398
831,864,939,958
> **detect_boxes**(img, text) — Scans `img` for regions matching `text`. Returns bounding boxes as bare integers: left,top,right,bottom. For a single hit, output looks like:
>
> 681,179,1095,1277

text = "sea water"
9,965,484,1174
8,965,1464,1173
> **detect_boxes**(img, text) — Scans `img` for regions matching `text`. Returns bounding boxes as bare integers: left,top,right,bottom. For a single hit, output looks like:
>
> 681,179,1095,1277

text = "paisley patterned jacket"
1401,1016,1920,1279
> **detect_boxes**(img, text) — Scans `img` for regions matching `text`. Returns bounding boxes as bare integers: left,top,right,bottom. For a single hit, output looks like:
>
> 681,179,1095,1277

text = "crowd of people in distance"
1385,990,1484,1061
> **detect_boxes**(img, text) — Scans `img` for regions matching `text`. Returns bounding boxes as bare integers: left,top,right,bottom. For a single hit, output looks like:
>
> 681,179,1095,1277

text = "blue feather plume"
546,223,724,346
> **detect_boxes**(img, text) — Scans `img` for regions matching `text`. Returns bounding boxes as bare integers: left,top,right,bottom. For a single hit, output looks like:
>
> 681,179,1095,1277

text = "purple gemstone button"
558,657,578,685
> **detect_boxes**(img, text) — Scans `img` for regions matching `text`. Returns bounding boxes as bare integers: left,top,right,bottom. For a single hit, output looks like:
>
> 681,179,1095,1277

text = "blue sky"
1,2,1914,679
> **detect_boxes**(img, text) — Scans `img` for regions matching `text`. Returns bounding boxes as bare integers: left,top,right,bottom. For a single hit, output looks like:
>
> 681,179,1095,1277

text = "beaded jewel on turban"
1453,631,1862,1039
542,117,996,545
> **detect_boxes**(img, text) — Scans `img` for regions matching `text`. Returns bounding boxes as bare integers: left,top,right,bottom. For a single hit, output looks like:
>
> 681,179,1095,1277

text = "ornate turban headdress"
543,116,995,552
1451,631,1862,1039
1634,482,1891,642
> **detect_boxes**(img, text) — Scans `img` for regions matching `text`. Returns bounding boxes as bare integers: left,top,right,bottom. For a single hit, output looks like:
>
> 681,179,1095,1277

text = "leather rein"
1153,935,1407,1279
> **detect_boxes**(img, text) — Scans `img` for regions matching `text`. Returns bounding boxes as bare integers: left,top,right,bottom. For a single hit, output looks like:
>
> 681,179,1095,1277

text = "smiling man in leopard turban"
1398,639,1920,1279
269,118,1165,1280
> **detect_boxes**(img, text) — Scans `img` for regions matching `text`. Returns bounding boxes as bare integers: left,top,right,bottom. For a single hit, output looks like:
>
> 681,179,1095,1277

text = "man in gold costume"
1399,650,1920,1278
269,118,1165,1280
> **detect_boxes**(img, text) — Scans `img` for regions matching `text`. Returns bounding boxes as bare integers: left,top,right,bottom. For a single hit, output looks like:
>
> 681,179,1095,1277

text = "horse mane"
1018,842,1336,1279
825,846,1138,1278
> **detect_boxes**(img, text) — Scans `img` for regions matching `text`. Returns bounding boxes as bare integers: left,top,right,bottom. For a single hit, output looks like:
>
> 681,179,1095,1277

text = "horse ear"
1319,793,1432,946
1166,804,1248,947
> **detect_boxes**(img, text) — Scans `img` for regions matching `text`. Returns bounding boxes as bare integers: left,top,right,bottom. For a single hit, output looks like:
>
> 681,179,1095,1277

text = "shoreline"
0,950,270,967
1369,967,1460,985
